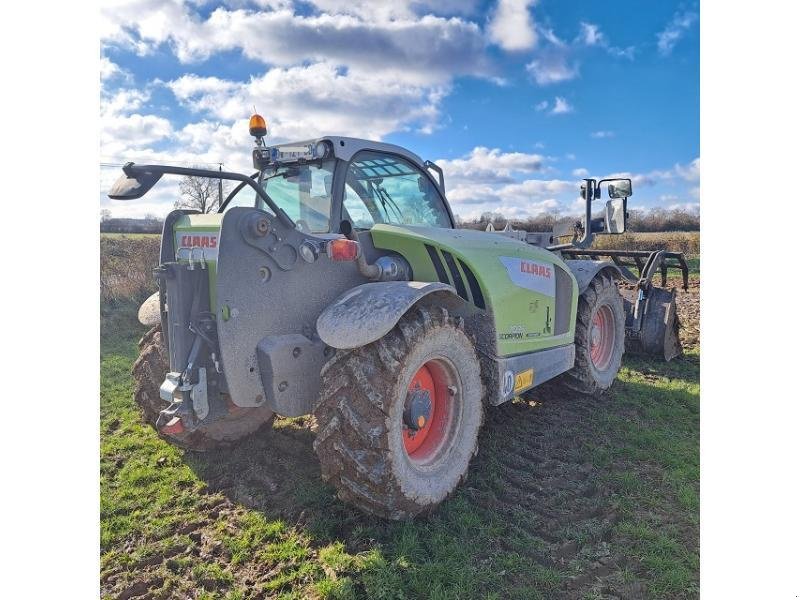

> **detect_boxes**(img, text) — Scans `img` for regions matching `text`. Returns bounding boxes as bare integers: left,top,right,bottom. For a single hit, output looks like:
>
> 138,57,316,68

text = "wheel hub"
402,360,458,463
403,385,432,432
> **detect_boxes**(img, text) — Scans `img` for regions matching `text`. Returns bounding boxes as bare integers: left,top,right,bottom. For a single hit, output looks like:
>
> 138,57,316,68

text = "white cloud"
591,130,615,139
550,96,573,115
675,157,700,182
434,146,573,219
306,0,481,20
166,63,448,142
488,0,538,52
427,146,571,218
577,22,604,46
525,20,634,87
572,167,589,177
437,146,547,185
657,9,698,56
526,54,579,85
576,21,635,59
100,88,174,158
534,100,549,112
100,2,490,86
525,29,579,85
99,56,132,83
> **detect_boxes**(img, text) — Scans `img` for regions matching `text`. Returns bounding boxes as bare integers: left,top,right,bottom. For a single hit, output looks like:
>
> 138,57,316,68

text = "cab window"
343,151,451,229
221,161,335,233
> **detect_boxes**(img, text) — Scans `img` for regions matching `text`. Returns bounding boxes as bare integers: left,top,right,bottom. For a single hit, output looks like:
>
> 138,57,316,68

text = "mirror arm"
124,163,295,228
573,178,596,249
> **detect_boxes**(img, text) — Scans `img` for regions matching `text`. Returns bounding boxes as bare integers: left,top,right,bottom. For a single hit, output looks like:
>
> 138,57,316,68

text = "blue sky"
99,0,699,220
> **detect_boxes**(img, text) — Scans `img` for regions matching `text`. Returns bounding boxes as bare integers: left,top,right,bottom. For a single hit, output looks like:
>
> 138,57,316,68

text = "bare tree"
175,170,230,213
100,208,112,222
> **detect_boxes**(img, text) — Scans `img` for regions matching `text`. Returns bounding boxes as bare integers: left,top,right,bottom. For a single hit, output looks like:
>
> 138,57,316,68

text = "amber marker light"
249,113,267,138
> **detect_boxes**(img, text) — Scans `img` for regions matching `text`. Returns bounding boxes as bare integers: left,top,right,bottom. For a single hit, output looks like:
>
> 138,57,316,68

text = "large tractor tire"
132,325,273,452
313,306,485,520
561,272,626,396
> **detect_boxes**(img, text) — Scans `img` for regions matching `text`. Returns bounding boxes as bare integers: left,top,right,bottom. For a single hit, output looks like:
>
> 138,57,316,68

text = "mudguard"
317,281,462,350
564,260,622,294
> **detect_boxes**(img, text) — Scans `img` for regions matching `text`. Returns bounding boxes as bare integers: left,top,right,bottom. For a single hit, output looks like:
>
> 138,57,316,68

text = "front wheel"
561,272,626,396
313,306,485,520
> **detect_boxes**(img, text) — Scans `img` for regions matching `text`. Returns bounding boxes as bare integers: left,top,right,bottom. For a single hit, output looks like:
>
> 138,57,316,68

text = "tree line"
457,207,699,233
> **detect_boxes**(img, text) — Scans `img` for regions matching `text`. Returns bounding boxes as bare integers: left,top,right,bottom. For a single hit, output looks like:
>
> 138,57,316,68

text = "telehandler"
109,115,683,518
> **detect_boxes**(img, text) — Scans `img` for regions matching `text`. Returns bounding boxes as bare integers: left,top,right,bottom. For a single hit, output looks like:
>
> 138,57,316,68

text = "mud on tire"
132,324,273,452
561,272,626,397
313,305,485,520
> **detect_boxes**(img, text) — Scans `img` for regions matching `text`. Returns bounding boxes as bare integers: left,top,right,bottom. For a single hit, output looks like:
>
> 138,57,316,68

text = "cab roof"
273,136,426,167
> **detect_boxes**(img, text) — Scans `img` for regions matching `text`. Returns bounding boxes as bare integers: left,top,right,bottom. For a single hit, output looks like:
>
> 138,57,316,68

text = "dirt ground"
101,275,700,599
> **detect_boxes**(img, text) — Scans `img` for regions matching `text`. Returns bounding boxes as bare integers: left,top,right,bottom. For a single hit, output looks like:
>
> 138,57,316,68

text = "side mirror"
605,198,627,233
607,179,632,199
108,164,163,200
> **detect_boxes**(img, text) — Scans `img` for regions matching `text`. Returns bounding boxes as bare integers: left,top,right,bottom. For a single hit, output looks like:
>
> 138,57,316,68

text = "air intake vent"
458,259,486,309
425,244,450,285
424,243,487,310
440,250,468,301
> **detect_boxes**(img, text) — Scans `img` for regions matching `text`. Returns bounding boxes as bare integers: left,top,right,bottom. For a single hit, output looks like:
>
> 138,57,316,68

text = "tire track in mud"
469,390,633,598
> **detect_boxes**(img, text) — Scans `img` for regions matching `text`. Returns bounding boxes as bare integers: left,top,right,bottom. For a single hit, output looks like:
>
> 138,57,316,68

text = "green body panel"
173,213,224,311
168,214,578,358
370,224,578,357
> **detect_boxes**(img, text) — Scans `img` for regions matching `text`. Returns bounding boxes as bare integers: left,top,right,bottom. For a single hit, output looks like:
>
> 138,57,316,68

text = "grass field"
100,273,699,599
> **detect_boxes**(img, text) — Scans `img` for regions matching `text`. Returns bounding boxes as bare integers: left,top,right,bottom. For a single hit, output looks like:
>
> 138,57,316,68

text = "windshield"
343,151,451,229
223,160,335,233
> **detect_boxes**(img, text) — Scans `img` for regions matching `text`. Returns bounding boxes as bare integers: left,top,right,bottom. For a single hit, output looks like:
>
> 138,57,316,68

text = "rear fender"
316,281,464,350
564,260,622,294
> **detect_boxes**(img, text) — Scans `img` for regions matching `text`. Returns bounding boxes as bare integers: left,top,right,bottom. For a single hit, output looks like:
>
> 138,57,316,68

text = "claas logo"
180,234,218,249
519,260,552,279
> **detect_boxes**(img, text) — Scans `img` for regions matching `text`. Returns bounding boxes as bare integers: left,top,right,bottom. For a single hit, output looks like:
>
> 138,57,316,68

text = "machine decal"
499,256,556,297
514,368,534,393
499,324,526,341
175,232,219,261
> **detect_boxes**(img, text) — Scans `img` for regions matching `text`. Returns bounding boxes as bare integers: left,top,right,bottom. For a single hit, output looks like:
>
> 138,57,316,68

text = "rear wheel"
132,325,273,452
561,272,625,396
313,306,484,519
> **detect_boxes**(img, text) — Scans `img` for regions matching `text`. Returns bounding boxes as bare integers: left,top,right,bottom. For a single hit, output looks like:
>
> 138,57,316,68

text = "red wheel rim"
403,360,455,464
590,304,616,371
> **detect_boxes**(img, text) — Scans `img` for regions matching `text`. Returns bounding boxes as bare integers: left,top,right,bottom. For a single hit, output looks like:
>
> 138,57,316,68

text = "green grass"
100,301,699,599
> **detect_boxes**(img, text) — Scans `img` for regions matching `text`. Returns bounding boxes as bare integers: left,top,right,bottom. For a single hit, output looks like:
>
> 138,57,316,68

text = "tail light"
327,239,360,262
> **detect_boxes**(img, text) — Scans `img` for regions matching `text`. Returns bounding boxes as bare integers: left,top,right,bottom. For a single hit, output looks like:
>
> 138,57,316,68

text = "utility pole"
218,163,223,209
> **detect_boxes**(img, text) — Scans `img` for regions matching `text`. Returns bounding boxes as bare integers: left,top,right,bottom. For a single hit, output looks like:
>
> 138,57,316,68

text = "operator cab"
220,119,454,236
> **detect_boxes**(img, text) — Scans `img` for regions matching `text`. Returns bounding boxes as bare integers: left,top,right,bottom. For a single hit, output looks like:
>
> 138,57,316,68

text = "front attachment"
562,248,686,362
624,287,681,361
